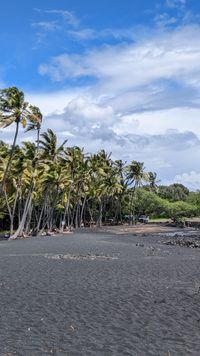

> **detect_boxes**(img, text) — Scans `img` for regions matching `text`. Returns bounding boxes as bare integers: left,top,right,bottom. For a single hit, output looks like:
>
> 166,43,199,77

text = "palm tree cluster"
0,87,154,238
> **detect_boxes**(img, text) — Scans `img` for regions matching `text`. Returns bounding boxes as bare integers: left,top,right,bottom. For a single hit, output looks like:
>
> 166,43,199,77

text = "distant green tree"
158,183,189,202
164,200,198,222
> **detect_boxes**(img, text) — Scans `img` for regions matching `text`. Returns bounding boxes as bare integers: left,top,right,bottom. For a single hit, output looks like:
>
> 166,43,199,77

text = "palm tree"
126,161,148,187
113,160,127,222
26,105,43,151
34,129,68,233
126,161,149,220
10,142,38,239
0,87,30,192
39,128,67,161
148,171,160,192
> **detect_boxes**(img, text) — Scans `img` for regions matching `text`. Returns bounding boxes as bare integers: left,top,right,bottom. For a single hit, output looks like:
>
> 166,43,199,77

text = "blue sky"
1,0,200,189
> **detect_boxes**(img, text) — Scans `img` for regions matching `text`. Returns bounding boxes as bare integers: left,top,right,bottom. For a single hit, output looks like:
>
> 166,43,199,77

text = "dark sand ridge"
0,226,200,355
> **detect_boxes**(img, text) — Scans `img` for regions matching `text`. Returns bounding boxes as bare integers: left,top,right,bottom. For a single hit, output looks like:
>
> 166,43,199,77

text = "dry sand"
0,228,200,355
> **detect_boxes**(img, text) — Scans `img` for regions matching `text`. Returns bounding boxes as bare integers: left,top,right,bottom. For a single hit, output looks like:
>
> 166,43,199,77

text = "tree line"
0,87,199,238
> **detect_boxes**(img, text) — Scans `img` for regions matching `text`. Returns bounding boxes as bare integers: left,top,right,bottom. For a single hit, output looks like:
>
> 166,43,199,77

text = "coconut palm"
39,128,67,162
0,87,30,192
126,161,149,187
126,160,149,219
113,160,127,222
148,171,160,192
26,105,43,151
0,89,41,191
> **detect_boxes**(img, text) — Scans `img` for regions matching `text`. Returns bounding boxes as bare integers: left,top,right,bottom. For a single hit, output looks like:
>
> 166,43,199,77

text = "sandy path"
87,223,181,235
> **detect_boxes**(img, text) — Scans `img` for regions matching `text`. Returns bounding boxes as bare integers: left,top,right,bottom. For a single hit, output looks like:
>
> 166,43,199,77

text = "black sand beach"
0,230,200,355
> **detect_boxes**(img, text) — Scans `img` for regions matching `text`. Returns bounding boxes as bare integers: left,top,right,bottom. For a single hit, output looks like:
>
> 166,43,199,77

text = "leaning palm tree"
0,87,29,192
39,128,67,162
148,171,160,193
26,105,43,151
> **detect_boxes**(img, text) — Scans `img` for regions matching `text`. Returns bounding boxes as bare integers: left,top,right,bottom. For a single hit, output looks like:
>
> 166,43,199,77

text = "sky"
1,0,200,189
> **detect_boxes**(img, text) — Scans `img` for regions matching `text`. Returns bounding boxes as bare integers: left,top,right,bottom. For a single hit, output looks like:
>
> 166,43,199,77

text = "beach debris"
146,246,161,256
136,243,144,247
44,253,118,261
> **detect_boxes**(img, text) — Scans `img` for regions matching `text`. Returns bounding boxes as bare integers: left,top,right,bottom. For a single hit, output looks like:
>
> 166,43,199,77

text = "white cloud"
43,96,115,135
167,171,200,190
68,27,140,41
26,89,84,115
165,0,186,8
68,29,97,40
114,107,200,137
39,54,87,81
23,24,200,189
39,25,200,98
32,21,60,32
45,9,79,27
154,13,177,27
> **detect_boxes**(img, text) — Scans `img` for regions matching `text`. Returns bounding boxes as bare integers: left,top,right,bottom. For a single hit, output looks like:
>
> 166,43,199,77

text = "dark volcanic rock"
163,238,200,248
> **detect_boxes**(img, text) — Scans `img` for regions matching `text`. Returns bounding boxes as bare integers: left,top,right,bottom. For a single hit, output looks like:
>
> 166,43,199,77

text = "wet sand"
0,230,200,355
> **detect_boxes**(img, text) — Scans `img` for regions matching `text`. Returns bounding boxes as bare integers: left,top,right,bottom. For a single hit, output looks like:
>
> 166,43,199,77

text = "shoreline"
0,222,198,241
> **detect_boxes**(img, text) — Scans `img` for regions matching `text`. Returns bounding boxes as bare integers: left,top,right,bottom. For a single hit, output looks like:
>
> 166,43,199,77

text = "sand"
0,229,200,355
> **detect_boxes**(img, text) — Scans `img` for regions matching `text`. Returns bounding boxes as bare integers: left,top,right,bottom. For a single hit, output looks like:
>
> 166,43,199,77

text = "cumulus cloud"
44,96,115,134
167,171,200,190
2,91,200,189
41,97,200,174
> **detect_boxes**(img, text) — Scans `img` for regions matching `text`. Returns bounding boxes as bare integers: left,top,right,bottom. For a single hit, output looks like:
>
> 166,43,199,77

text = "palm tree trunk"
130,184,136,224
37,127,40,151
97,199,103,227
10,190,32,239
25,204,33,234
4,191,12,233
0,119,19,194
80,197,86,225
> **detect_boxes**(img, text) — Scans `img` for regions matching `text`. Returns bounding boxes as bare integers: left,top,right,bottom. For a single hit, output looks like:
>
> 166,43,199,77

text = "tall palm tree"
0,87,29,192
113,160,127,222
126,160,149,220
